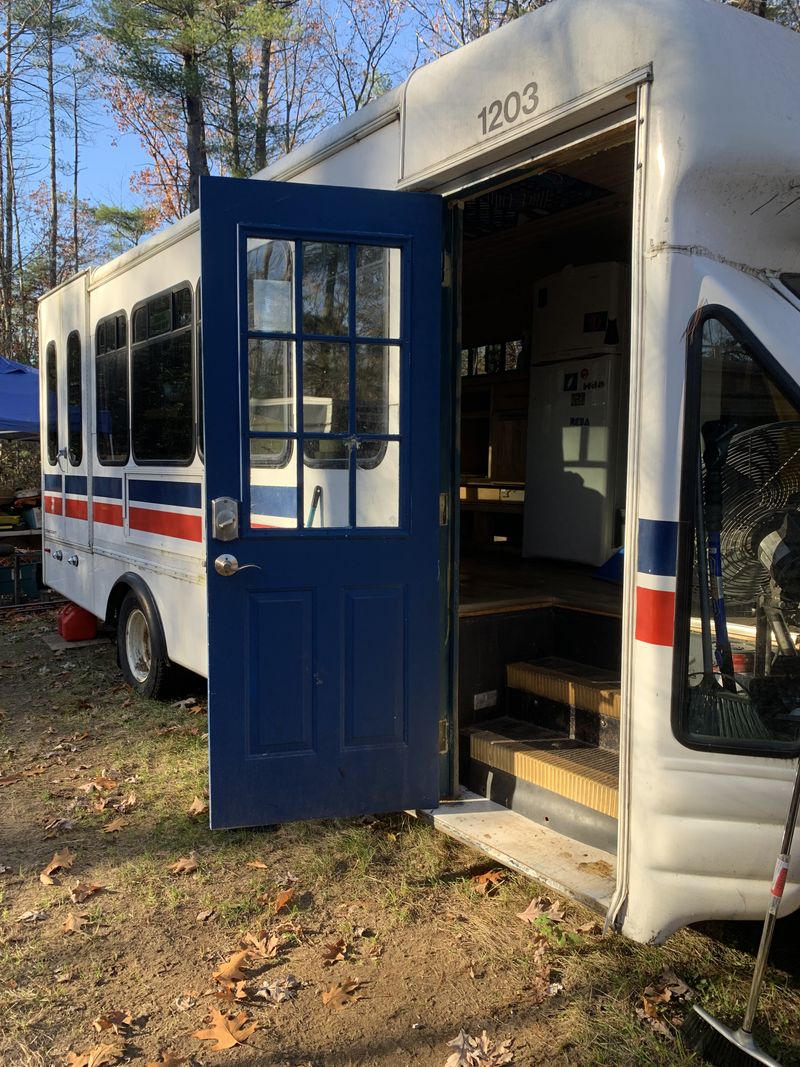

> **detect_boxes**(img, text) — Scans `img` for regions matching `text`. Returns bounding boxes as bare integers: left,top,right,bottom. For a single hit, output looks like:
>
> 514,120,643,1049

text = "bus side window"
676,310,800,756
196,282,203,458
131,284,194,465
45,340,58,464
67,331,82,466
96,312,130,466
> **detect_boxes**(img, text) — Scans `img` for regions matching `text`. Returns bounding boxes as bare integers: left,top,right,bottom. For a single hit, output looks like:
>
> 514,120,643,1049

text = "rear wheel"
117,590,173,698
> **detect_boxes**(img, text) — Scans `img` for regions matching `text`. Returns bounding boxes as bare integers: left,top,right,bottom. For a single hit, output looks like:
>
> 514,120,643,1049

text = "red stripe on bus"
129,506,202,542
251,522,280,528
44,494,62,515
635,586,675,647
93,501,123,527
64,497,88,520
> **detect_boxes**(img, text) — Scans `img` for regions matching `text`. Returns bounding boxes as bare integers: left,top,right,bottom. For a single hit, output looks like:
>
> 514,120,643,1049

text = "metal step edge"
419,789,616,914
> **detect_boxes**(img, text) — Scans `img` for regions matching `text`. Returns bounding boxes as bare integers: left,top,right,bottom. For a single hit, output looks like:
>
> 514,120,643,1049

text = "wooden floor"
458,552,623,619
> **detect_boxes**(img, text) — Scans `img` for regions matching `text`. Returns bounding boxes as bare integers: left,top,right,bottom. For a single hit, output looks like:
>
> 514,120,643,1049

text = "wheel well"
106,574,171,665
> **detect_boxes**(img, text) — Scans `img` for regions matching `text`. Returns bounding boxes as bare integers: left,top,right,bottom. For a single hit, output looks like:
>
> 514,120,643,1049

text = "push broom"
683,751,800,1065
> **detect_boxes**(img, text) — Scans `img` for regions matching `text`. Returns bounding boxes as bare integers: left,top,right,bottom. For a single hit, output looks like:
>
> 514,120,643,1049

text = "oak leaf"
321,938,347,966
168,851,198,875
445,1029,514,1066
92,1010,133,1035
213,950,251,983
196,909,215,923
245,860,269,869
272,887,295,913
70,882,105,904
40,848,76,885
187,796,208,817
321,978,362,1009
16,909,47,923
516,896,565,924
214,979,249,1003
79,777,118,793
241,929,280,958
64,1042,124,1066
114,792,138,813
472,869,505,895
255,974,300,1004
103,816,130,833
193,1008,258,1051
62,911,89,934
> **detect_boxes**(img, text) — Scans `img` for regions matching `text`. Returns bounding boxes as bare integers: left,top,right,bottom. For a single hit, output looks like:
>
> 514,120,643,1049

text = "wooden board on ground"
420,789,616,913
41,632,109,651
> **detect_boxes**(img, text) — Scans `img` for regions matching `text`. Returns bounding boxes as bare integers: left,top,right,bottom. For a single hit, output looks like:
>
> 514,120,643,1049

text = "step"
420,789,616,913
506,657,621,719
464,717,619,819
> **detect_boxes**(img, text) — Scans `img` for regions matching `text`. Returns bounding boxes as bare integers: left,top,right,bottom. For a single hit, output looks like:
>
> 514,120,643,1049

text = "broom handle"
742,756,800,1034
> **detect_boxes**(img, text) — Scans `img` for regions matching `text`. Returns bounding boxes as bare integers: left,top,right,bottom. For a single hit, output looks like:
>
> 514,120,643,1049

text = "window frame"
45,340,58,465
95,311,130,467
66,330,82,466
130,281,196,468
671,303,800,759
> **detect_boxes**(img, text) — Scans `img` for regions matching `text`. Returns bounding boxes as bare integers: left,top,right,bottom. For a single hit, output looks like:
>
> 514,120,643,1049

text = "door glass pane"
302,243,349,335
303,342,349,439
250,440,296,528
680,316,800,750
67,332,82,466
249,339,294,434
357,441,399,527
302,451,350,528
247,238,294,333
355,246,400,338
356,344,399,436
46,341,58,465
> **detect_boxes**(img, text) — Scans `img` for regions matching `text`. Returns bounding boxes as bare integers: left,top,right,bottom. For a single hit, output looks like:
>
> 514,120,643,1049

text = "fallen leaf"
16,909,47,923
168,851,199,876
65,1044,125,1067
255,974,300,1004
577,920,601,935
70,882,106,904
214,979,249,1003
92,1010,133,1035
445,1029,514,1066
321,938,347,966
546,981,564,997
273,887,295,913
245,860,269,869
241,929,280,958
196,908,215,923
193,1008,258,1051
516,896,565,924
472,869,506,895
213,950,251,983
103,816,130,833
62,912,89,934
0,773,22,786
146,1054,188,1067
114,792,138,813
321,978,362,1009
187,796,208,817
40,848,77,885
174,994,197,1011
79,777,118,793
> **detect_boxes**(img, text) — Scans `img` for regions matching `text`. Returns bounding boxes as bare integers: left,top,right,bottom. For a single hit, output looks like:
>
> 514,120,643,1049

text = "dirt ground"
1,607,799,1067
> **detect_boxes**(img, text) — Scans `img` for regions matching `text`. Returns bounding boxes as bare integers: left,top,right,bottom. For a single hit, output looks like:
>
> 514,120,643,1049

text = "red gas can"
58,603,97,641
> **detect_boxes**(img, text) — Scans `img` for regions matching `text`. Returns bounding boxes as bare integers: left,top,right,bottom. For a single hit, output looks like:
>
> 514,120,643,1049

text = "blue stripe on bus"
64,474,87,495
637,518,678,577
129,479,202,509
44,474,61,491
250,484,297,518
93,476,123,499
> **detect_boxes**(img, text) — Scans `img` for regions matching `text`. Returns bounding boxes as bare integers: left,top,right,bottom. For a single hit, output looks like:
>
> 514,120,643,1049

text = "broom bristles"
683,1007,782,1067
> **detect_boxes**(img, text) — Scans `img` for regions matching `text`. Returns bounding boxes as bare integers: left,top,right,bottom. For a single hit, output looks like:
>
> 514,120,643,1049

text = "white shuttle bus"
38,0,800,943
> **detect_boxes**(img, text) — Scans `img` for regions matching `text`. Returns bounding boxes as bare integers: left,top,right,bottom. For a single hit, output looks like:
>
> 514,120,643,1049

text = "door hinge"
442,250,452,288
439,492,449,526
438,720,449,755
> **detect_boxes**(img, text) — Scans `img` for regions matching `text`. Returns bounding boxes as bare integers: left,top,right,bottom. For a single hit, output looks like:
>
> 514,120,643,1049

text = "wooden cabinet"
461,373,528,485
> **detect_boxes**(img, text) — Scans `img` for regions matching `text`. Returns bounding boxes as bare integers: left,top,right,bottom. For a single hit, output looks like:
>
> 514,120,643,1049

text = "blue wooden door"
200,176,444,829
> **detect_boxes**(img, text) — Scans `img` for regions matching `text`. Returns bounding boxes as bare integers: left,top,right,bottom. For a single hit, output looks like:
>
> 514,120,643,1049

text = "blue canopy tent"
0,356,39,439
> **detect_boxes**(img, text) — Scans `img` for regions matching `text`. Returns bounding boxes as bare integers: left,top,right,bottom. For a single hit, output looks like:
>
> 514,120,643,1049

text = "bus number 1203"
478,81,539,136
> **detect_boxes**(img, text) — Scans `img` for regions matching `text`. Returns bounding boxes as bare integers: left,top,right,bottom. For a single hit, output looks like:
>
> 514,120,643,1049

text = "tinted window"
67,331,82,465
46,341,58,464
677,313,800,754
131,286,194,464
96,313,129,465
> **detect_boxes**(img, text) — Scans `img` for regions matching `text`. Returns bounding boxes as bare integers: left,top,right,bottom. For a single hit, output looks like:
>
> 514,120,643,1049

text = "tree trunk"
225,43,241,175
254,34,271,171
72,71,79,274
47,0,57,287
2,0,15,356
183,47,209,213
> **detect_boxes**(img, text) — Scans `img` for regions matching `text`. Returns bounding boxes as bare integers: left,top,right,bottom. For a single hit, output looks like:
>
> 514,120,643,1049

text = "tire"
117,589,174,699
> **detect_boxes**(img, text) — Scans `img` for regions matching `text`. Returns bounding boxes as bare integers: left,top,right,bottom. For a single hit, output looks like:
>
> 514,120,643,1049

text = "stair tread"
465,717,618,819
507,656,621,719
